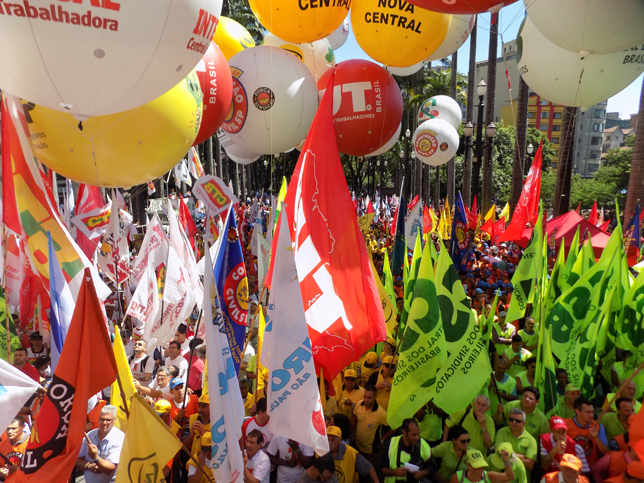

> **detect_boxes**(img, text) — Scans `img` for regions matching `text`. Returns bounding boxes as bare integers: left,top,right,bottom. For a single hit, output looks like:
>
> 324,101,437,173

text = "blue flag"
392,195,407,276
625,201,641,252
450,192,474,272
214,206,249,375
47,232,75,372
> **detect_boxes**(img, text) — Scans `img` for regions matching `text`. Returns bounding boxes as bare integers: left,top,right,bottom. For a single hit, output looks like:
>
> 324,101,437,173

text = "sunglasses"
508,418,524,424
458,438,471,444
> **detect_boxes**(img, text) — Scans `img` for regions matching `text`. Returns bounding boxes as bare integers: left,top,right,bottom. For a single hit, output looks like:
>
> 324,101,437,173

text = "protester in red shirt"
12,348,40,382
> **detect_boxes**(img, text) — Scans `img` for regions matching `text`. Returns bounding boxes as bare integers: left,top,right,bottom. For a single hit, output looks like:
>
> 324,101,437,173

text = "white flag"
263,217,329,454
175,159,192,186
127,264,159,330
97,195,130,283
256,230,271,293
0,359,41,433
405,202,423,250
204,244,245,483
130,214,169,285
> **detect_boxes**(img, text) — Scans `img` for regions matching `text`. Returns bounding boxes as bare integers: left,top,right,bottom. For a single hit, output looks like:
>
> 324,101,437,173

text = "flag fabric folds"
47,233,74,373
17,268,117,483
115,394,182,483
450,192,474,272
0,358,41,435
111,330,137,431
0,287,22,361
392,195,407,276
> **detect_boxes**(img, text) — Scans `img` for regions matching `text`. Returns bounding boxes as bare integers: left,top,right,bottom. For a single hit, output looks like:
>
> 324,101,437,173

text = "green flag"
481,291,499,350
383,251,398,314
506,205,544,325
431,241,492,413
388,244,445,428
543,245,566,323
560,227,580,292
0,287,22,362
399,233,422,342
274,176,288,231
535,326,558,415
568,235,595,288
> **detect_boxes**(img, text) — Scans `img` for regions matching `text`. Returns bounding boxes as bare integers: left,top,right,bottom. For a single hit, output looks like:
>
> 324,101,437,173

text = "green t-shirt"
503,400,549,440
494,324,516,355
517,329,539,349
493,426,537,480
503,347,532,378
416,406,443,442
481,374,517,417
432,441,468,481
602,412,628,440
514,371,535,393
485,454,527,483
446,408,496,454
547,397,577,420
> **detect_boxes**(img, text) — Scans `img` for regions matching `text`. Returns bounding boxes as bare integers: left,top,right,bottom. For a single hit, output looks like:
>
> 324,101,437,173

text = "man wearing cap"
187,432,214,483
450,448,515,483
168,377,199,423
540,454,589,483
591,444,641,483
502,335,532,378
360,353,380,387
549,385,581,420
327,425,379,483
380,418,434,483
486,443,528,483
184,394,211,458
540,416,590,475
445,395,495,454
602,398,636,440
493,312,516,356
496,387,549,441
154,399,183,481
337,370,365,419
367,355,396,411
565,397,609,466
26,331,49,364
494,408,538,480
352,384,388,469
605,461,644,483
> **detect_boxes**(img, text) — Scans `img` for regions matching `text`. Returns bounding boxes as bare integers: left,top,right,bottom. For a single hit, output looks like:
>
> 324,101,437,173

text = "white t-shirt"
247,449,271,483
129,354,155,388
165,355,189,380
148,379,172,401
267,436,314,483
242,417,273,447
78,427,125,483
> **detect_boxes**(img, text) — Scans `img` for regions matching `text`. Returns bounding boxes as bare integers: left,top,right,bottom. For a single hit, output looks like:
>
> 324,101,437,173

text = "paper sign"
193,175,238,217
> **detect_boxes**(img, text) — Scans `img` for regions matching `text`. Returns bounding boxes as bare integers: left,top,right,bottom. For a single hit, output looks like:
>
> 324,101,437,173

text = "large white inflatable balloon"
262,34,335,82
417,95,462,129
218,131,261,164
0,0,223,118
222,46,318,155
366,124,401,157
524,0,644,55
325,17,350,50
387,62,425,77
426,15,475,62
517,16,644,107
413,119,459,166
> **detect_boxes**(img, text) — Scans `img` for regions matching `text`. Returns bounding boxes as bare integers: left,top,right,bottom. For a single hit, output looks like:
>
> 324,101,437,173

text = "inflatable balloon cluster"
413,96,461,166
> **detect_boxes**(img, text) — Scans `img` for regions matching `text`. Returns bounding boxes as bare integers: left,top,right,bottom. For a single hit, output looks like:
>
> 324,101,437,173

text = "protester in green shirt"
483,358,517,416
493,312,516,356
495,387,549,441
415,400,447,444
486,443,528,483
515,358,537,395
432,426,470,483
517,318,538,352
445,395,496,454
502,335,532,378
602,398,635,440
548,384,580,419
493,408,538,481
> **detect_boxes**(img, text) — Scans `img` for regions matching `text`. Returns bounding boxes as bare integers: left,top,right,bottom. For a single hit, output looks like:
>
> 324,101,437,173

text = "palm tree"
481,13,498,213
510,76,529,210
462,15,477,207
553,107,577,216
624,76,644,223
223,0,265,44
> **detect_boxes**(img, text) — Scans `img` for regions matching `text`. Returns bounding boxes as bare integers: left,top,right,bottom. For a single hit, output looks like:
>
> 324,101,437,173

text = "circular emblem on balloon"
413,119,458,166
224,261,249,325
317,59,403,157
223,46,318,155
351,0,449,67
0,0,222,118
404,0,518,14
249,0,350,44
23,72,203,188
193,42,233,146
417,95,462,129
517,16,644,107
213,16,256,61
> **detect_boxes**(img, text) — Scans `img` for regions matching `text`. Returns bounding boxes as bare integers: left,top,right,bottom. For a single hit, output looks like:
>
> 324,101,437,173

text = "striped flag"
47,233,74,373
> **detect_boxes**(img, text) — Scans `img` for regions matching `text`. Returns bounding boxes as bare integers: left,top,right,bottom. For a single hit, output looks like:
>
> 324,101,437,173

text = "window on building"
590,151,600,159
540,100,548,105
591,136,602,145
552,125,561,132
541,112,549,119
527,112,535,119
540,123,548,130
593,123,604,132
595,109,606,118
551,137,560,144
588,163,600,173
554,112,562,119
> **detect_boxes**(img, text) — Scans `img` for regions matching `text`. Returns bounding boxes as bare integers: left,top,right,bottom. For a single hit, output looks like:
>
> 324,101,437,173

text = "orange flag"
16,269,117,483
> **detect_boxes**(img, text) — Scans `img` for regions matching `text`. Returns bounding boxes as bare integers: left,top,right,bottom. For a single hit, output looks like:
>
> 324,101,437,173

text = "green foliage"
222,0,265,44
526,128,557,172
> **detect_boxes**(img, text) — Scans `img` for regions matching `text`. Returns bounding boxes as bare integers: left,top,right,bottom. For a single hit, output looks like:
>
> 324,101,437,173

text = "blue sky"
335,3,642,119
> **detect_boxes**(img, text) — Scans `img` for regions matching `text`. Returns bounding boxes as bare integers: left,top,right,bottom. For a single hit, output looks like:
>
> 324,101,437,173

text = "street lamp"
472,80,487,200
525,143,535,175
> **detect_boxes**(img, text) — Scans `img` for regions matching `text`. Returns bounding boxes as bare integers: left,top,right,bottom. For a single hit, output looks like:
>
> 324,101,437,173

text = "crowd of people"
1,196,642,483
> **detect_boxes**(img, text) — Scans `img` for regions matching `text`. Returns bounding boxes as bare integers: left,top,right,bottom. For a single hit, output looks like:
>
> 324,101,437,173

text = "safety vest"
385,436,431,483
335,444,358,483
542,472,590,483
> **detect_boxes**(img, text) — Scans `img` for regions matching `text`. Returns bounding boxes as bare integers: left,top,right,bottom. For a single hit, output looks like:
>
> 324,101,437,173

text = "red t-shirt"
17,363,40,383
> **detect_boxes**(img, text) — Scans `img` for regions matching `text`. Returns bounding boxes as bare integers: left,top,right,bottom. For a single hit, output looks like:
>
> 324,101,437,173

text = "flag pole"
179,444,216,483
596,359,644,426
182,307,204,411
115,372,130,418
2,222,10,362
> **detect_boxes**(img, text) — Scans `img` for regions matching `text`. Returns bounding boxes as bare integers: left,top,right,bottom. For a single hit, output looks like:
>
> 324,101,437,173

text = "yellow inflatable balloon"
351,0,450,67
249,0,350,44
213,17,255,61
24,72,203,188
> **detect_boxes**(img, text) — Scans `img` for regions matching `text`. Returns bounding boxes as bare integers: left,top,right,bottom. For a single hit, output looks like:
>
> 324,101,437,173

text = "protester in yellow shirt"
337,370,366,419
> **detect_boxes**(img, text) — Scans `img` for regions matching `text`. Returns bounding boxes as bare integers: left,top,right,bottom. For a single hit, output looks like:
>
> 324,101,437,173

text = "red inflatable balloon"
317,60,402,157
193,42,233,146
406,0,518,14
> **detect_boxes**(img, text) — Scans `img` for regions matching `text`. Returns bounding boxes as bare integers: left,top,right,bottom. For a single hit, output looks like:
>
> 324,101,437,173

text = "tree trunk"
463,15,477,207
204,136,214,176
423,164,430,206
510,76,529,211
624,76,644,222
434,166,441,210
553,107,577,216
447,50,458,206
481,12,498,213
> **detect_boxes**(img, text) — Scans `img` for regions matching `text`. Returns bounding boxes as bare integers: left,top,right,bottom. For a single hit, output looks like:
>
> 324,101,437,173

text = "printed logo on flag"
127,454,160,482
193,175,238,217
224,262,249,327
455,220,470,250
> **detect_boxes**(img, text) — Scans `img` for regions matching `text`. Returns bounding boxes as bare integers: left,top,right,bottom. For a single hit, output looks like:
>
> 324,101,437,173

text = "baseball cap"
499,311,507,317
382,355,394,364
466,450,488,468
154,399,171,415
201,432,212,447
560,454,582,472
29,331,43,340
386,337,397,346
505,283,514,290
169,377,184,389
490,442,514,468
199,393,210,404
565,384,580,392
475,288,484,294
549,416,567,431
365,352,379,364
327,426,343,438
626,461,644,479
344,369,357,379
466,273,474,278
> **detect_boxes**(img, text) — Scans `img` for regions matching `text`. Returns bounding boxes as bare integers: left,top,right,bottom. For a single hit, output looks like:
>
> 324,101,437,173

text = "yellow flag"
111,330,136,431
369,257,398,338
257,306,267,374
484,204,496,222
115,394,182,483
500,202,510,221
357,212,376,232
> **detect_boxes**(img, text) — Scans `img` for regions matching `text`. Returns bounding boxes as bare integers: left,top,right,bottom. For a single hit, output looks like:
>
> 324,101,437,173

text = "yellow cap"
467,450,488,468
154,399,171,415
199,393,210,404
382,355,394,364
344,369,357,379
365,352,378,364
201,432,212,446
327,426,342,438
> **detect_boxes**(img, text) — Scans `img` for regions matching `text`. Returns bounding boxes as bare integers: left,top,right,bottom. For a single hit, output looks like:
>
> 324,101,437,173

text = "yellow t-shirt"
337,387,365,419
353,400,388,454
324,396,338,417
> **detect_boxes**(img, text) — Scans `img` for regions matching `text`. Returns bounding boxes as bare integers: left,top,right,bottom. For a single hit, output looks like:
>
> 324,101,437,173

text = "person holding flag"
75,405,124,482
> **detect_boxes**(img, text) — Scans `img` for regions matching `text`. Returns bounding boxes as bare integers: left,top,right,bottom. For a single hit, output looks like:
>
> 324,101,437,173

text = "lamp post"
471,80,486,200
482,121,497,206
404,128,411,199
525,143,535,175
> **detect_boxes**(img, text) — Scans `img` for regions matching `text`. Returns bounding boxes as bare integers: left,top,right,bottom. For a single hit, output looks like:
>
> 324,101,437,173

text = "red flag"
599,219,611,231
491,217,506,245
1,96,21,234
468,195,478,230
498,141,543,242
588,201,598,226
423,206,432,234
74,184,105,259
366,199,375,214
16,269,117,483
390,206,398,236
481,216,495,236
38,166,58,213
178,194,198,240
282,72,387,382
575,202,581,214
408,194,419,212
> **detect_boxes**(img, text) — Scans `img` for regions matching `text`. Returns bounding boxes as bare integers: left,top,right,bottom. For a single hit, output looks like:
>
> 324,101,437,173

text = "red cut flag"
390,206,398,236
480,217,495,236
1,97,21,234
178,194,198,244
575,202,581,214
468,196,478,230
491,217,506,245
76,184,104,215
408,194,419,212
588,201,598,226
423,206,433,234
282,72,387,382
367,199,375,214
498,141,543,242
15,269,117,483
